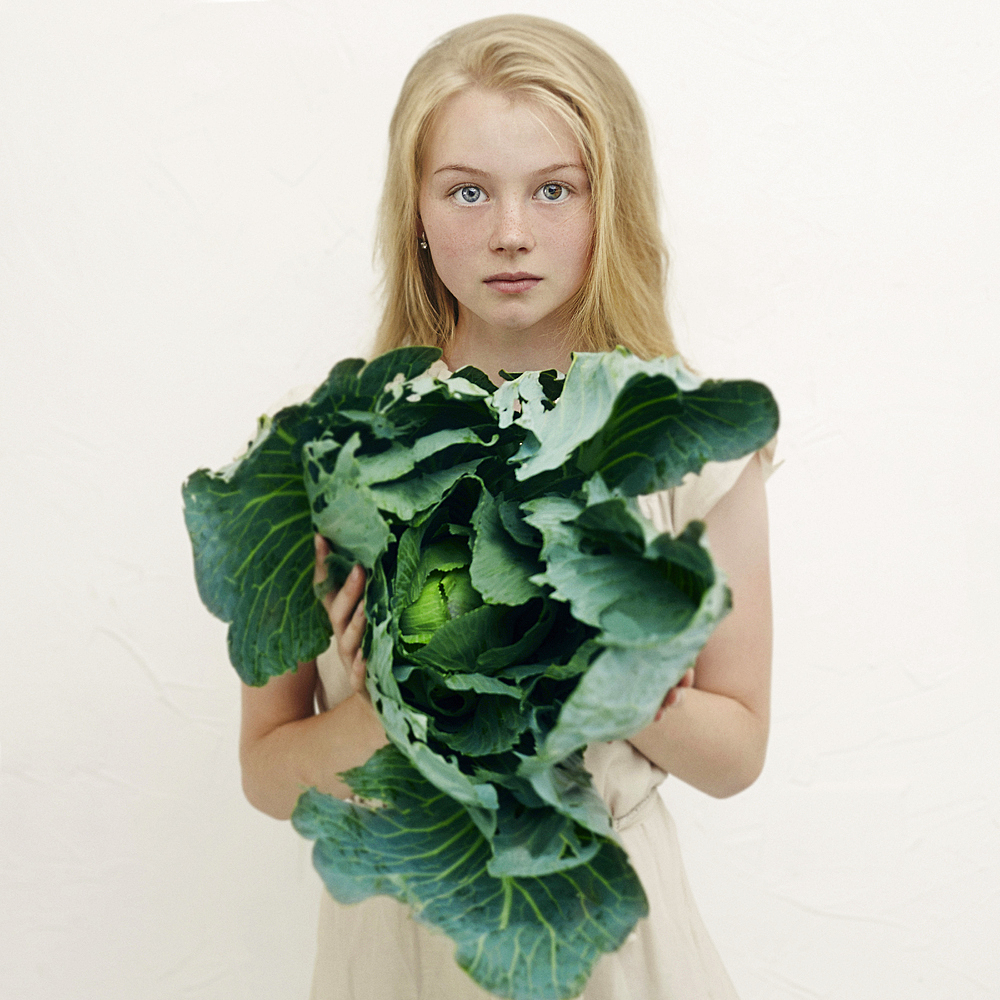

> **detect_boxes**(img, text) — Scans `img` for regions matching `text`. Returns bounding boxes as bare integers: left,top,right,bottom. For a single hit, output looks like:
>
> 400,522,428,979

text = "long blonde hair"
372,14,677,360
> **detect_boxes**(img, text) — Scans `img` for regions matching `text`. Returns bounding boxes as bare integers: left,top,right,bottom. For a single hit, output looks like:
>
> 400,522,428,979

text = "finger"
338,596,368,665
350,648,368,697
315,535,339,617
328,564,365,633
656,691,683,722
655,692,671,722
655,668,695,721
313,534,329,586
656,690,677,721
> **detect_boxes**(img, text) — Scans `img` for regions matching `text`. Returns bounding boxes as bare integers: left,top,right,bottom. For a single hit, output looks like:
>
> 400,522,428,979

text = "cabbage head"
182,347,778,1000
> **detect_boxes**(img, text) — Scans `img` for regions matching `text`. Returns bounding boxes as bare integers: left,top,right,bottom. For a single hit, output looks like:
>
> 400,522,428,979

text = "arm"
628,452,772,798
238,543,388,820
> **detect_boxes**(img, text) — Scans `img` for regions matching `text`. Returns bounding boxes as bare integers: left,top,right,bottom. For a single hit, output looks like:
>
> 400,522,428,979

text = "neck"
444,320,574,387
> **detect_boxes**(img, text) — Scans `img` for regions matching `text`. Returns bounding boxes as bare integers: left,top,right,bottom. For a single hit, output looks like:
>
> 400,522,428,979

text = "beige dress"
309,442,776,1000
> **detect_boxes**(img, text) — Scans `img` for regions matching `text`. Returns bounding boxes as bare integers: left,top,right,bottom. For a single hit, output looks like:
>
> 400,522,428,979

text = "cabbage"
183,347,778,999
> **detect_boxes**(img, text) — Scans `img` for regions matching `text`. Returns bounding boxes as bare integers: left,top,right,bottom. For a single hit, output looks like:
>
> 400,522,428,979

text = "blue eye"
456,185,483,204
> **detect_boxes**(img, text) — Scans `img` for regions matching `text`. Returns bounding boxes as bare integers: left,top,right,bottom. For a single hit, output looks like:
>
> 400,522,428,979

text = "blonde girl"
240,15,773,1000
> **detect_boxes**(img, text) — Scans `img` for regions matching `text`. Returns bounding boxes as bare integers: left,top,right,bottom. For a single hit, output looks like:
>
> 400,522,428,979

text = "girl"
239,14,774,1000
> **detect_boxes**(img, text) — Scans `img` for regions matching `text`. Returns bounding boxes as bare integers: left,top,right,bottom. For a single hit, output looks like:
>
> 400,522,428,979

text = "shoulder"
637,436,778,535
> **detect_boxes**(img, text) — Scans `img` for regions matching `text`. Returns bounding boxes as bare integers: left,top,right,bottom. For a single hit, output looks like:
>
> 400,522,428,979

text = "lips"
484,272,542,293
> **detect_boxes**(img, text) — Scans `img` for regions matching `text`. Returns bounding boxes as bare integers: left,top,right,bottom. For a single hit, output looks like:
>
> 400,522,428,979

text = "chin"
492,310,548,333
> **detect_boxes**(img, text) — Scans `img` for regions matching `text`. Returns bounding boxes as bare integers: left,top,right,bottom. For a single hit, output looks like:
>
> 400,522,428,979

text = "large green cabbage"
183,347,778,999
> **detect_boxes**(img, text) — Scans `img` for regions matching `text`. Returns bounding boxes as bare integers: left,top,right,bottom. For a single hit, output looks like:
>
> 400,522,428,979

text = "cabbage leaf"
182,347,778,999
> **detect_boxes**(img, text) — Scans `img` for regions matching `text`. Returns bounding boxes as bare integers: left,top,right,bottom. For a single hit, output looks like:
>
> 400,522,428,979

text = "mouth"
484,272,542,294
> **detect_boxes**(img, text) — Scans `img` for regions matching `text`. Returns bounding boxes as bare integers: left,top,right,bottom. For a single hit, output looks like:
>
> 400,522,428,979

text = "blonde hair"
372,14,677,360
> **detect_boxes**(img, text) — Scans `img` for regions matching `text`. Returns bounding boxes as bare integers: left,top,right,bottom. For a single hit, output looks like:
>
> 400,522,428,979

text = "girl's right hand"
314,534,368,699
653,667,695,723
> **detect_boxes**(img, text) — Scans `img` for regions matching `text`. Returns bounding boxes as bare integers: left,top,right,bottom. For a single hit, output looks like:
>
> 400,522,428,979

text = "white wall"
2,1,997,997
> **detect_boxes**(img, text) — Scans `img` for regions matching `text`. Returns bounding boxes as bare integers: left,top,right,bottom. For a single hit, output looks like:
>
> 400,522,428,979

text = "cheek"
426,221,482,286
433,226,481,259
552,213,594,279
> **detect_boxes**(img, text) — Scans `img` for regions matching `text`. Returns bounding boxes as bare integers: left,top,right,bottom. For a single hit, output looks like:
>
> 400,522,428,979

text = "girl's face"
418,88,593,350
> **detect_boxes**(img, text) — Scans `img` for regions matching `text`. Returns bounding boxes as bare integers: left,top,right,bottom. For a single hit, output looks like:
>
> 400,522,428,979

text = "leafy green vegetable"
183,347,778,999
294,746,646,1000
397,539,483,642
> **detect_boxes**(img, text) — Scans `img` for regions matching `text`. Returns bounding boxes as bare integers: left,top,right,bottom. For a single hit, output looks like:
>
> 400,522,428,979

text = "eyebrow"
432,162,586,177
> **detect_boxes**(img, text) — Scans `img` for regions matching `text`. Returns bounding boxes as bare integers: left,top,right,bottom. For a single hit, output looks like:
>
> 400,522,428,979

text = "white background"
2,1,998,997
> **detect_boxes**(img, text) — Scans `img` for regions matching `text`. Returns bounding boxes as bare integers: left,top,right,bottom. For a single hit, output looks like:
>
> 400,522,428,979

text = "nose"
490,199,534,253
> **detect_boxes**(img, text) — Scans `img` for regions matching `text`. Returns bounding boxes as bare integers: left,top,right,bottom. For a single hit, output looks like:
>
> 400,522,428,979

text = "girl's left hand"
654,668,694,722
313,534,368,700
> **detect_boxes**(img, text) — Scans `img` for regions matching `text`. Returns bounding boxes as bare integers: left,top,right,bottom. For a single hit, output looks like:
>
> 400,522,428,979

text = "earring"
418,233,428,250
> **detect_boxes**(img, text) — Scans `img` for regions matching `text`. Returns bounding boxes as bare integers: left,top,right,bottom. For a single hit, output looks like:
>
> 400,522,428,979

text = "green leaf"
535,546,699,646
356,346,442,399
438,671,523,698
405,598,557,678
512,349,778,497
401,534,473,613
308,347,440,416
398,566,483,640
430,691,528,757
393,664,528,757
490,370,551,430
352,427,488,486
182,408,331,685
487,794,601,877
304,435,392,571
407,603,521,674
497,498,541,548
292,747,647,1000
510,351,694,470
369,462,484,521
524,501,715,648
475,599,558,674
527,532,731,767
516,499,733,767
366,618,500,814
180,347,464,685
576,375,778,495
308,356,365,408
452,365,499,393
470,490,545,605
520,751,617,843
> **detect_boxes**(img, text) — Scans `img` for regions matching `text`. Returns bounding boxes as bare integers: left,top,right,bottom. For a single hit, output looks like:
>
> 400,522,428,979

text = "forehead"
422,88,583,172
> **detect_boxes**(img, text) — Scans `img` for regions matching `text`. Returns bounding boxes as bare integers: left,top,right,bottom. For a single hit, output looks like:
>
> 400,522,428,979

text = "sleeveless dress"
308,441,777,1000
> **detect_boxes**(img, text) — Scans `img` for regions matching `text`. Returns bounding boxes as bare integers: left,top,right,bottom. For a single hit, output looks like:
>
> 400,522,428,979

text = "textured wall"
2,1,997,997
